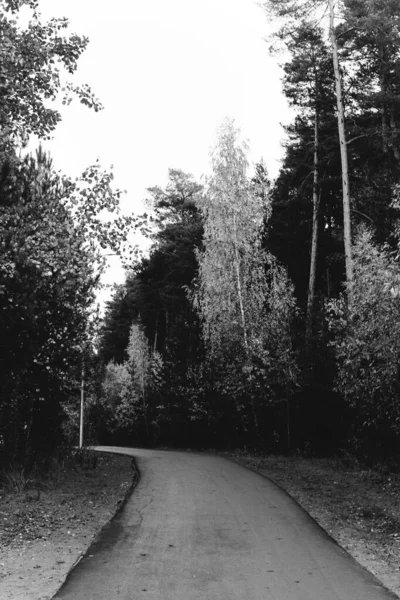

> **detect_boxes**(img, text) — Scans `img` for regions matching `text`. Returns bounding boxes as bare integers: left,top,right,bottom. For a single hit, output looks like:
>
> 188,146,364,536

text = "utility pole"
79,365,85,449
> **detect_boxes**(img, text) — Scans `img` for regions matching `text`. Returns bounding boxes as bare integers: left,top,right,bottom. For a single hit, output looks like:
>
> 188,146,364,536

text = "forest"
2,0,400,471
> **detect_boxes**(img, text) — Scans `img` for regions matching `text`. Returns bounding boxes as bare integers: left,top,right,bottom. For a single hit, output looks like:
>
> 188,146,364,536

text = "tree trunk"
165,309,169,350
232,213,249,351
390,101,400,167
153,313,159,353
379,48,389,158
382,109,389,156
326,267,331,297
232,213,260,436
328,0,354,307
141,371,150,439
305,105,320,357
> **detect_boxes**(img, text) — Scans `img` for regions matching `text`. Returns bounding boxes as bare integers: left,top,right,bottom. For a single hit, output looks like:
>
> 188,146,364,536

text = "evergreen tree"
279,23,336,352
265,0,355,304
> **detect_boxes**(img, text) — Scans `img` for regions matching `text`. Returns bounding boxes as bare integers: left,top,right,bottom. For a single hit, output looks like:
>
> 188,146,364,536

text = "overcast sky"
26,0,293,293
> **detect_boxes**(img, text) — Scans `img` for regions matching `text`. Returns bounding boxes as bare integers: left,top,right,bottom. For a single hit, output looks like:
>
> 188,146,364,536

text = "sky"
25,0,293,294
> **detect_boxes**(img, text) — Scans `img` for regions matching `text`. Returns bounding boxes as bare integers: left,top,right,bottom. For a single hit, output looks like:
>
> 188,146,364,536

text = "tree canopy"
3,0,400,465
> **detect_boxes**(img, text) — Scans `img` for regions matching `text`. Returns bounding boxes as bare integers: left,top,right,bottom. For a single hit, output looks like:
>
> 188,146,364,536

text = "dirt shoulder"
0,451,136,600
225,451,400,598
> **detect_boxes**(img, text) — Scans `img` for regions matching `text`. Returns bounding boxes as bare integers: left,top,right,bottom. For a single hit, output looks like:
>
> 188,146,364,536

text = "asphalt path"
53,447,397,600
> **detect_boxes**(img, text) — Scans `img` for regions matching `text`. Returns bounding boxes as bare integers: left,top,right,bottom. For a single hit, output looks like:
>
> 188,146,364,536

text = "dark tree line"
265,0,400,460
3,0,400,467
0,1,132,469
95,0,400,463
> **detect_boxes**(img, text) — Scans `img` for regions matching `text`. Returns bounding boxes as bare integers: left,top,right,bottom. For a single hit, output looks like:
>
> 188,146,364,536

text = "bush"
327,227,400,458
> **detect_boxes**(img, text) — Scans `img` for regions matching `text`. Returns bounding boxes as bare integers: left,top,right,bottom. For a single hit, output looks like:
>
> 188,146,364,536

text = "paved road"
54,447,397,600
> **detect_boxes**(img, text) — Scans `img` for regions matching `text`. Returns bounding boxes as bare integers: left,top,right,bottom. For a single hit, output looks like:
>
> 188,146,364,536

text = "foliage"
102,362,132,409
98,169,203,371
0,0,141,467
192,119,299,441
145,168,203,231
327,227,400,453
0,1,101,156
266,22,342,308
96,170,206,446
98,361,135,435
193,120,267,356
96,126,300,449
0,151,90,466
0,146,133,467
94,320,166,445
125,322,151,435
92,1,400,461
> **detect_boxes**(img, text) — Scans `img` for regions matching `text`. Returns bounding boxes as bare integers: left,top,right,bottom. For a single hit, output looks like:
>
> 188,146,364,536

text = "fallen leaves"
0,453,134,600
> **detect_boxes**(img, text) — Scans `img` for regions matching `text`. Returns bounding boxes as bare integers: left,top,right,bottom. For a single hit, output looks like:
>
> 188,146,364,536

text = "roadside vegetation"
94,0,400,469
0,450,135,600
1,0,400,596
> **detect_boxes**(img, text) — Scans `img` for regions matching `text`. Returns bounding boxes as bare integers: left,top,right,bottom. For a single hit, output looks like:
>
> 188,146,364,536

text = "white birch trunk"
232,213,249,351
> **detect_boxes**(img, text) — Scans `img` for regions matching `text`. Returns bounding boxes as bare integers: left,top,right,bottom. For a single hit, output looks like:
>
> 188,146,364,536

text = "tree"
96,321,165,446
265,0,355,305
97,283,139,365
97,169,204,368
142,169,204,359
126,322,152,438
194,121,266,358
334,0,400,243
193,119,298,443
327,227,400,457
95,360,135,443
279,23,336,353
341,0,400,171
0,150,93,465
0,147,132,467
96,170,204,446
145,168,203,230
0,1,101,156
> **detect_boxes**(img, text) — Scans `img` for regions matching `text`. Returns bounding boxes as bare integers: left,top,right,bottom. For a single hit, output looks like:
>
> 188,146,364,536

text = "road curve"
54,447,397,600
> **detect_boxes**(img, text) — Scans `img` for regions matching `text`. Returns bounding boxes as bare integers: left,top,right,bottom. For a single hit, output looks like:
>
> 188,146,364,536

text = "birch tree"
127,322,151,438
193,121,266,359
193,120,298,440
126,321,164,439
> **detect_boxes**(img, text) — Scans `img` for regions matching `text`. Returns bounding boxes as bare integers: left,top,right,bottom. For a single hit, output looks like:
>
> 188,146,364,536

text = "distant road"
54,447,397,599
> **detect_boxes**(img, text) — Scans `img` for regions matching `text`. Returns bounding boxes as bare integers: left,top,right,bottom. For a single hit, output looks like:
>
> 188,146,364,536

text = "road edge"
222,451,400,600
50,449,140,599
